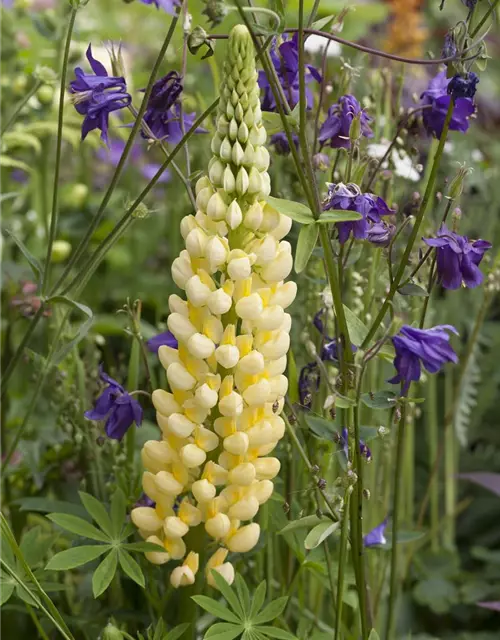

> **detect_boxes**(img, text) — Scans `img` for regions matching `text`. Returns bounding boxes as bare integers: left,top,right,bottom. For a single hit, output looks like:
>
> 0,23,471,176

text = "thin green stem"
470,0,499,37
1,312,69,474
49,12,180,296
26,604,51,640
362,100,455,348
41,8,78,295
61,98,218,296
385,402,407,640
0,304,45,400
334,490,350,640
427,376,440,551
1,80,42,136
283,411,338,521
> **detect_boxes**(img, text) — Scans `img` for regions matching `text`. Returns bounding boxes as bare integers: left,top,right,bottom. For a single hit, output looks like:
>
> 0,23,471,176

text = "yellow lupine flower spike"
131,24,296,586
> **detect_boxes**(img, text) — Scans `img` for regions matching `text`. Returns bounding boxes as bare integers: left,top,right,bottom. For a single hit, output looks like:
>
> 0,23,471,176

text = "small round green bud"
51,240,72,263
37,85,54,106
34,66,58,86
102,623,124,640
448,165,472,200
70,183,89,208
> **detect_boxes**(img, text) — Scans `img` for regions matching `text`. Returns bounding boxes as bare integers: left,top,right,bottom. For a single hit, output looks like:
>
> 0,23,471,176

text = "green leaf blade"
47,514,109,543
92,549,118,598
45,545,109,571
295,222,319,273
265,196,314,224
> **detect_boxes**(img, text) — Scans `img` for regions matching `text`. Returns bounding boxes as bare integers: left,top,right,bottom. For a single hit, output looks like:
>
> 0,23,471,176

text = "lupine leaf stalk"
131,24,296,588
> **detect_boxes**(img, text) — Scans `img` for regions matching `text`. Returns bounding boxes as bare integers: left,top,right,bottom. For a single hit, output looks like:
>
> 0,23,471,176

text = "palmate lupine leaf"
196,573,295,639
45,488,163,598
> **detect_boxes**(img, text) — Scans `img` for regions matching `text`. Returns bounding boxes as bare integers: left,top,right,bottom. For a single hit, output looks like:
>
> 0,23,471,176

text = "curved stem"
41,8,78,295
210,27,468,66
385,401,407,640
361,100,455,348
1,80,42,137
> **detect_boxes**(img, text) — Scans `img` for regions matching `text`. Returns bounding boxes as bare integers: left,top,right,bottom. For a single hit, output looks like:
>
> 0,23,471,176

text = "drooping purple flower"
147,331,178,353
139,0,180,15
298,362,319,409
366,221,395,247
323,182,394,244
364,518,389,547
447,72,479,100
142,72,206,144
271,132,299,155
389,325,459,395
420,71,475,138
258,33,321,111
69,45,131,145
85,367,143,440
318,95,373,150
424,224,491,290
340,428,372,462
313,153,330,171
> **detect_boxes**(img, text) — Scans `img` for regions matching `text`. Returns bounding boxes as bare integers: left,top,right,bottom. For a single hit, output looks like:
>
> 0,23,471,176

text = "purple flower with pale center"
85,367,143,440
271,132,299,155
424,224,491,290
420,71,475,138
323,182,394,244
389,324,459,395
366,221,395,247
319,95,373,150
258,33,321,111
139,0,180,15
364,518,388,547
147,330,178,353
340,428,372,462
447,72,479,100
69,45,131,145
142,72,206,144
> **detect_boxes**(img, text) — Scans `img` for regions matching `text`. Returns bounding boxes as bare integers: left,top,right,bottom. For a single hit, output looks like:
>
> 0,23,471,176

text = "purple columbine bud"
447,72,479,100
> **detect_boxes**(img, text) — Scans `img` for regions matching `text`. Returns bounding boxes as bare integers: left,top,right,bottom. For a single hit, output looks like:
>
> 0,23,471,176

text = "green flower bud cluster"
208,25,270,202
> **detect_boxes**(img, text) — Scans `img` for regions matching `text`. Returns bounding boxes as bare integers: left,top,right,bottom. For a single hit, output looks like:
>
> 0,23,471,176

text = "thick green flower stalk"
131,25,296,588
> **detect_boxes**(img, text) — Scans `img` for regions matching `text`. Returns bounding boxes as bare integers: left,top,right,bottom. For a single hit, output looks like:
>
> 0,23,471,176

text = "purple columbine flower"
389,325,459,395
340,428,371,462
313,308,358,361
323,182,394,244
85,367,143,440
142,72,206,144
139,0,180,15
420,71,475,138
366,220,395,247
318,95,373,149
258,33,321,111
364,518,389,547
447,72,479,100
424,224,491,290
271,132,299,155
147,330,178,353
69,45,131,145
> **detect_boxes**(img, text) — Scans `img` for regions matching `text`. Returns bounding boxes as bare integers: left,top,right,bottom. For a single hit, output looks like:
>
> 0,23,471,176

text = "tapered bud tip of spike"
230,24,252,48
